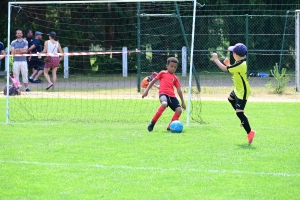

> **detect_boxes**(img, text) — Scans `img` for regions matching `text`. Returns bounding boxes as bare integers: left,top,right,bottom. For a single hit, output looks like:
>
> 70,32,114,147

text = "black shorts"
159,94,181,111
229,90,247,110
28,57,44,70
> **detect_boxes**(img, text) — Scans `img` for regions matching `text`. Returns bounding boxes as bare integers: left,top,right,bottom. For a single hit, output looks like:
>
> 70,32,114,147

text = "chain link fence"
139,10,297,93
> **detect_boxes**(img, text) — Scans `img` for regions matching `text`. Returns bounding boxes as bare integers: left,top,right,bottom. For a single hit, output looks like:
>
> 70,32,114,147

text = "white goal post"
6,0,198,125
295,10,300,92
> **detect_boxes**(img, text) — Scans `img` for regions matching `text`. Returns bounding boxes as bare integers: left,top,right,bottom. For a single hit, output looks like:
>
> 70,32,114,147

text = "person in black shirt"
0,41,6,68
27,31,44,83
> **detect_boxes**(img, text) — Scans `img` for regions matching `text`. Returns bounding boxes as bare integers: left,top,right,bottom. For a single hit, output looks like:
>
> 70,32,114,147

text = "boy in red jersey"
142,57,186,132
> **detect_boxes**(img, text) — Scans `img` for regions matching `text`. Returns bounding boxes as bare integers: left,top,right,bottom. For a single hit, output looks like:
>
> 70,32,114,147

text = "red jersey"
156,70,180,97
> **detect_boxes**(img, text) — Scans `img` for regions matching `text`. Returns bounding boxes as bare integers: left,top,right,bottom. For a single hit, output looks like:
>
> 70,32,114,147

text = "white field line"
1,160,299,177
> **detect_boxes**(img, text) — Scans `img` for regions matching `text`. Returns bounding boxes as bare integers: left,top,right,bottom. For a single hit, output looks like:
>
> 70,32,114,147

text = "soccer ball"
170,120,183,133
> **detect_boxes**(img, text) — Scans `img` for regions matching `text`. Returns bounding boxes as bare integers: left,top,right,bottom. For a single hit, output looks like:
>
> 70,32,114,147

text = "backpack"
3,85,20,96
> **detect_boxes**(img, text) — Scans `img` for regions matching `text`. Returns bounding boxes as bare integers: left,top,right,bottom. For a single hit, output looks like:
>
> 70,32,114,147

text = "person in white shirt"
11,29,30,92
42,31,63,90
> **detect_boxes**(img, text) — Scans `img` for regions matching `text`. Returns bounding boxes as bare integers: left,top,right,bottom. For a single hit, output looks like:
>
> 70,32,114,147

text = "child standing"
141,72,160,89
142,57,186,132
212,43,256,145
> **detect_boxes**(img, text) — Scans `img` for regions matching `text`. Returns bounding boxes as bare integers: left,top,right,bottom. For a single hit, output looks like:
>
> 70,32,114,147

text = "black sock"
228,98,236,110
236,112,251,134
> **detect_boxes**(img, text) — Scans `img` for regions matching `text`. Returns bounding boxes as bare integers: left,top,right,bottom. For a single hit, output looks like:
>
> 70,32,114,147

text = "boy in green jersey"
212,43,256,145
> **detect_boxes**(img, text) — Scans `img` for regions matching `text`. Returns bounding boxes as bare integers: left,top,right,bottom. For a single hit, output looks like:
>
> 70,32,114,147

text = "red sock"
152,106,166,122
168,112,181,128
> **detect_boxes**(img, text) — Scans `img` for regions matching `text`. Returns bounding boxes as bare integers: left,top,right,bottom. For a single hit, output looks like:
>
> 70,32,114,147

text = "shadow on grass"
236,144,257,149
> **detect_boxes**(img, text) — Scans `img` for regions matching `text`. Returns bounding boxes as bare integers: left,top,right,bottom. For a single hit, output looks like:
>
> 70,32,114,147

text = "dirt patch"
1,76,299,102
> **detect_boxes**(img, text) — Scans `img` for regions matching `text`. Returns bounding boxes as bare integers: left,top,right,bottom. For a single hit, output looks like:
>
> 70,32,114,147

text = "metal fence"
139,12,297,91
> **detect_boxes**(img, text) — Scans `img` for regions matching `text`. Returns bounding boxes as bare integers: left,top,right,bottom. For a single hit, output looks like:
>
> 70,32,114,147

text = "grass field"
1,99,300,199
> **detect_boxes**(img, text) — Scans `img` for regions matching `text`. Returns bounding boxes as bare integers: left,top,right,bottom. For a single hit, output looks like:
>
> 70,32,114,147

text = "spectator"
11,29,30,92
42,31,63,90
0,41,6,68
27,31,44,83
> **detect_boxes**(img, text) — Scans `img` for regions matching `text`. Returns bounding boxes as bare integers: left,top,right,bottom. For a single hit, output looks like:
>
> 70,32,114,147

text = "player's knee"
175,107,182,114
161,101,168,108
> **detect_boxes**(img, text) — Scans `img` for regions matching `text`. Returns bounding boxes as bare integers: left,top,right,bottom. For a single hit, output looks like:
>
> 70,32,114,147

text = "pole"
245,14,249,75
137,2,141,92
296,10,300,92
64,47,69,78
6,2,12,125
174,2,200,92
279,11,290,72
186,0,196,126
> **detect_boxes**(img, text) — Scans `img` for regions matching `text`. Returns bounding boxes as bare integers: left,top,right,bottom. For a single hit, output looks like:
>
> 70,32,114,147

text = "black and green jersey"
227,58,251,100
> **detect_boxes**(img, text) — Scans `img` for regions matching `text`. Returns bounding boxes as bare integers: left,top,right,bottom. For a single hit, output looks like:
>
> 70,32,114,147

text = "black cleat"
148,121,155,132
32,79,42,83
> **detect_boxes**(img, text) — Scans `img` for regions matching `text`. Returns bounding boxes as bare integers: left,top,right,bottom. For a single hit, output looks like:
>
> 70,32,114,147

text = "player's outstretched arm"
142,78,158,98
212,53,228,72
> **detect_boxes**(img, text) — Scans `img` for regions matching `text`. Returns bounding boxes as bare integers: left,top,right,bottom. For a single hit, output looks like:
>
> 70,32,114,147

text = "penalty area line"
0,160,299,177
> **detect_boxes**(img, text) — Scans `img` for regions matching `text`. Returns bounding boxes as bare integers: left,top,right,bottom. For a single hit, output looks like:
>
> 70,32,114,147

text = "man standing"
11,29,30,92
27,31,44,83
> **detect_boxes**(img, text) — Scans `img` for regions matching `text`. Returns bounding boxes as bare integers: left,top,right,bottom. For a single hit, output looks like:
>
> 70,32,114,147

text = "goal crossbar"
9,0,193,5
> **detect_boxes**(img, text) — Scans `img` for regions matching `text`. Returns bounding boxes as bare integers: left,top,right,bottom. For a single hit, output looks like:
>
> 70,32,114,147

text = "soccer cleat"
148,121,155,132
25,88,30,92
32,79,42,83
28,78,33,83
167,123,171,131
247,130,256,145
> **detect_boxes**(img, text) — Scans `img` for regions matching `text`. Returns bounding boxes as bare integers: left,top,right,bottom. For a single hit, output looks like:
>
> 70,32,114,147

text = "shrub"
269,63,290,94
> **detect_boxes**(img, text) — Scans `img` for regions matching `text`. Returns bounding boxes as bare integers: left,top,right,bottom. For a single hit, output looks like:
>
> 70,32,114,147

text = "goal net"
4,0,202,124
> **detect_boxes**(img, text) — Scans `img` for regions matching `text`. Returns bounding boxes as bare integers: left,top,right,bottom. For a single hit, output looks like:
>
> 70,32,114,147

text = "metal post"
186,0,197,126
137,2,141,92
182,46,187,76
64,47,69,78
6,2,12,125
279,11,290,72
122,46,128,77
245,14,249,75
296,11,300,92
174,2,200,92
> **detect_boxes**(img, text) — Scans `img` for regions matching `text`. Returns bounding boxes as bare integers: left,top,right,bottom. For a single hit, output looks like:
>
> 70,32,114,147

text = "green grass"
1,99,300,199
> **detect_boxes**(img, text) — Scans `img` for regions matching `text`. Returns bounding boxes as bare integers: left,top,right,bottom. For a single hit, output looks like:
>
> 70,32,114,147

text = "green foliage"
92,55,121,73
269,63,290,94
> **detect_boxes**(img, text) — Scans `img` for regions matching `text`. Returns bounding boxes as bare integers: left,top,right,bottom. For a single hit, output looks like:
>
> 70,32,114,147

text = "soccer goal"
5,0,202,124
